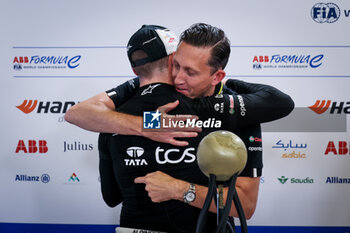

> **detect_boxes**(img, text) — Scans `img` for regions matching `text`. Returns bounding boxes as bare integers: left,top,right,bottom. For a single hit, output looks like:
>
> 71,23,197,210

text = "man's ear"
132,67,138,76
211,69,226,86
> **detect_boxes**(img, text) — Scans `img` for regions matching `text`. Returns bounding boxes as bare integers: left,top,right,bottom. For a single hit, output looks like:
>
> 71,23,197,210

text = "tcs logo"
16,140,48,153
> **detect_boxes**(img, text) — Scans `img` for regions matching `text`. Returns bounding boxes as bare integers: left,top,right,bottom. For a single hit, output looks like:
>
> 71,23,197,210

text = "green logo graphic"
278,176,288,184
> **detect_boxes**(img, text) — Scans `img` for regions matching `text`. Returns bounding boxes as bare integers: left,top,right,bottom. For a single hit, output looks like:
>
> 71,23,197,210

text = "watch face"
186,192,195,202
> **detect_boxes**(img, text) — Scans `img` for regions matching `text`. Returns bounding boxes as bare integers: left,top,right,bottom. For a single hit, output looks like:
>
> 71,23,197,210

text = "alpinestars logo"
16,100,76,114
125,146,148,166
141,84,160,96
309,100,350,114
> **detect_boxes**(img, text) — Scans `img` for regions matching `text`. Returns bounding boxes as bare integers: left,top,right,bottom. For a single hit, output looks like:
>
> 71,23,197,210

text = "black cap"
127,25,178,67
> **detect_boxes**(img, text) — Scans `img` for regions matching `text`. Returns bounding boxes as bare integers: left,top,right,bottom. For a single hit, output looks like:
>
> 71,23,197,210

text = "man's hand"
134,171,187,203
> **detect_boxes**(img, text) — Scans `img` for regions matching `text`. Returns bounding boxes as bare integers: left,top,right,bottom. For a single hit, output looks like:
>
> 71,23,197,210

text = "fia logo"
143,110,161,129
311,3,340,23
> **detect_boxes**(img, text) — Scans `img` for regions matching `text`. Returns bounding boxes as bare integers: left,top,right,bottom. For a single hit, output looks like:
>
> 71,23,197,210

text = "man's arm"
99,133,123,207
65,92,142,134
65,93,198,146
224,79,295,124
134,171,259,219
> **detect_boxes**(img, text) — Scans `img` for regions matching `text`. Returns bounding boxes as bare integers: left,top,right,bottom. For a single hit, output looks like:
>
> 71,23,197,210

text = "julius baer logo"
143,110,221,129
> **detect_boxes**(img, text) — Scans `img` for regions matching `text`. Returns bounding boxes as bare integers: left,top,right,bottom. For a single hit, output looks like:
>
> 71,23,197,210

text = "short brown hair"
131,50,169,78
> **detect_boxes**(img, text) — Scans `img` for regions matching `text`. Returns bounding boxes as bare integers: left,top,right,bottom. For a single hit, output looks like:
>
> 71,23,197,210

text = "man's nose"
174,69,185,85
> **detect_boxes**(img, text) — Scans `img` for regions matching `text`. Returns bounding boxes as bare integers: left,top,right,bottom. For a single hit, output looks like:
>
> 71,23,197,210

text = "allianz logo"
124,146,196,166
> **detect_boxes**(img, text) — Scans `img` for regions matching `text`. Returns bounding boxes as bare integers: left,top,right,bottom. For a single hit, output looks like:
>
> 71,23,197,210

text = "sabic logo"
125,147,147,166
15,140,48,153
325,141,350,155
308,100,350,114
16,100,76,114
311,3,341,23
278,176,288,184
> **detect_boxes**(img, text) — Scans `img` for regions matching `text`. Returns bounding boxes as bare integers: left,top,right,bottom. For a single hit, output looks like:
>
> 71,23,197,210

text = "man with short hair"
65,24,294,232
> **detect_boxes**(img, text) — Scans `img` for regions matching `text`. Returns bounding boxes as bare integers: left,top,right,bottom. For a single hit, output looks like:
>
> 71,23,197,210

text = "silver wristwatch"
183,183,196,204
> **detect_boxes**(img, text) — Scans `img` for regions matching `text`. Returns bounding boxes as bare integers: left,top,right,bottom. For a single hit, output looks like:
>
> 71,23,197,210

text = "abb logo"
13,56,29,63
253,56,269,63
16,140,48,153
16,100,76,114
309,100,350,114
325,141,350,155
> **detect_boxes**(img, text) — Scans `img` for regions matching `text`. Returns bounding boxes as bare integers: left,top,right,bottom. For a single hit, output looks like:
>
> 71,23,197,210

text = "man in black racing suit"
99,76,293,232
63,24,294,232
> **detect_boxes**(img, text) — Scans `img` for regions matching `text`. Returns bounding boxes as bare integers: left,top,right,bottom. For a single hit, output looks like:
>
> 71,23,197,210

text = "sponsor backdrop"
1,0,350,232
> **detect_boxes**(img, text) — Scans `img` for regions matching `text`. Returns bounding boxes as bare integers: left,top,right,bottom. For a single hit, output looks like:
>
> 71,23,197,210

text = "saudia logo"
278,176,314,184
308,100,350,114
13,55,81,69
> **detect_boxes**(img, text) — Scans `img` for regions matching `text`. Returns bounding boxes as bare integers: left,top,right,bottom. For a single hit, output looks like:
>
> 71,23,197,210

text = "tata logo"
15,140,48,154
155,147,196,164
125,147,147,166
311,3,341,23
309,100,350,114
16,100,76,114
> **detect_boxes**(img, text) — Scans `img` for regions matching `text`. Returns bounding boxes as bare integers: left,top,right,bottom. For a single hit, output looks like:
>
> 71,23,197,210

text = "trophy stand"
195,131,249,233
